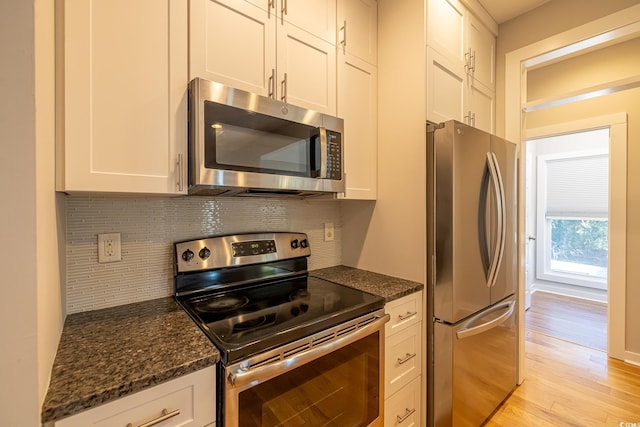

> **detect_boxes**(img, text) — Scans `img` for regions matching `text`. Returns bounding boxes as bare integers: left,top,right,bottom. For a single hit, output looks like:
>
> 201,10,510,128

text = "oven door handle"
227,313,390,388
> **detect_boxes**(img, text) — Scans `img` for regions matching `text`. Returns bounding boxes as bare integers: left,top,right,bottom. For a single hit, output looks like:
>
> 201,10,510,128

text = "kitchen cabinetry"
384,291,422,426
190,0,337,115
55,367,215,426
426,0,496,133
56,0,188,194
337,0,378,199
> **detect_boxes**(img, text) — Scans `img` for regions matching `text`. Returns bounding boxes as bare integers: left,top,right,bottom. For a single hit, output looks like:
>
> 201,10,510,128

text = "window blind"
545,154,609,218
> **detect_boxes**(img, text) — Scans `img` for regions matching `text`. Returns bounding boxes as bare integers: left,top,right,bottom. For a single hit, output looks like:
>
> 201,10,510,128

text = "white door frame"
505,4,640,383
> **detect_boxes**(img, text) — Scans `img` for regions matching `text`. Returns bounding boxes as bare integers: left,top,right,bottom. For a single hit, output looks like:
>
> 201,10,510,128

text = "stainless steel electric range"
175,232,388,427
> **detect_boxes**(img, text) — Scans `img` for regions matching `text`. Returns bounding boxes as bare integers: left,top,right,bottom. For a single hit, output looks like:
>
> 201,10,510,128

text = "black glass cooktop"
177,275,383,364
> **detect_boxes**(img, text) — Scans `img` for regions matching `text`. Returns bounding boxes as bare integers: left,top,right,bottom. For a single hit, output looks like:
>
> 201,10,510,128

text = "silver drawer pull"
398,311,417,321
126,408,180,427
397,407,416,423
397,352,417,365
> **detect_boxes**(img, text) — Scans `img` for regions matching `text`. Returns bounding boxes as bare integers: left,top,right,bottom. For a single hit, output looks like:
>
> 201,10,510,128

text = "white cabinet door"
427,0,466,68
277,23,337,114
385,322,421,397
466,79,495,133
282,0,336,44
384,376,421,427
338,0,377,65
56,367,215,427
189,0,276,97
466,13,495,92
59,0,188,194
338,53,377,199
426,47,465,124
190,0,336,114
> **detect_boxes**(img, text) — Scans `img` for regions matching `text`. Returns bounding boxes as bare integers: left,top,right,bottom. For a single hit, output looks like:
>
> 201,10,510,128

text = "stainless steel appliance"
188,78,344,197
175,232,388,427
426,120,518,426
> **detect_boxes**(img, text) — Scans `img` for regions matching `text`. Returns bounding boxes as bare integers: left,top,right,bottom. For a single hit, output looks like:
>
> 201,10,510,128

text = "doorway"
524,128,609,351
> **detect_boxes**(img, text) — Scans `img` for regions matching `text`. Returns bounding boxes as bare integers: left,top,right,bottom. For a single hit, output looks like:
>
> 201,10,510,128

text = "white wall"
1,1,43,425
1,0,63,424
342,0,427,284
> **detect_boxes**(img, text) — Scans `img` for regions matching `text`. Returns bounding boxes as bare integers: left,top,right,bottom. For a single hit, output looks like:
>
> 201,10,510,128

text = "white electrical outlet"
324,223,334,242
98,233,122,263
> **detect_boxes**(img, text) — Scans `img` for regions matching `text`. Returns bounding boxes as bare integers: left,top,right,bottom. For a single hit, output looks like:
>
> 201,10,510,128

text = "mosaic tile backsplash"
65,195,342,313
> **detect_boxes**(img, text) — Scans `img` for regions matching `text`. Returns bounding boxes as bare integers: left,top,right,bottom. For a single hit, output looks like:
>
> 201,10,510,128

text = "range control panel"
175,232,311,273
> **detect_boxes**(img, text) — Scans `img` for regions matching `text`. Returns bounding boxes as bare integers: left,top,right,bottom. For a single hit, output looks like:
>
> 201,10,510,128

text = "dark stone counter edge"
41,355,219,424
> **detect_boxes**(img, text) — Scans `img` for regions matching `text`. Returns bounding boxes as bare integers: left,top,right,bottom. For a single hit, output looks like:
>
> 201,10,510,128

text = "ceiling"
477,0,551,24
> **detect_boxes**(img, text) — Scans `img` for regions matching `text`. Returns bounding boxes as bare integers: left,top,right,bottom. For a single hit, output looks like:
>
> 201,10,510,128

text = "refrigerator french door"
426,120,518,427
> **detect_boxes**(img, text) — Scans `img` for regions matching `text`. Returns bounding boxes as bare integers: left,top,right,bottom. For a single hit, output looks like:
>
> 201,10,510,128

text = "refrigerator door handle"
455,299,515,340
490,151,507,288
485,152,506,288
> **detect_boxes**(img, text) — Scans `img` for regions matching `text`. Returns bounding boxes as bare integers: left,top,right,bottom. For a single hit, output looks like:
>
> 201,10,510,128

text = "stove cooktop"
178,275,383,364
174,232,384,365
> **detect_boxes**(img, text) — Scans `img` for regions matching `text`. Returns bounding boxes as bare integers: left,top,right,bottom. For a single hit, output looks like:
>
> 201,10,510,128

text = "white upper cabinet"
337,0,378,200
189,0,337,115
189,0,276,97
338,0,378,65
57,0,188,194
467,12,495,91
426,46,465,125
427,0,466,70
426,0,496,133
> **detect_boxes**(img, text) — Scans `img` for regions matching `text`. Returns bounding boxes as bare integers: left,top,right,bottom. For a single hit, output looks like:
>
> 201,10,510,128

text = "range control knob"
290,239,299,249
181,249,195,262
300,239,308,248
199,247,211,260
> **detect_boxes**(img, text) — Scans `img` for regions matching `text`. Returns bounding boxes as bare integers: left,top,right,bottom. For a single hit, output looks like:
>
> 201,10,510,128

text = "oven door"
222,311,389,427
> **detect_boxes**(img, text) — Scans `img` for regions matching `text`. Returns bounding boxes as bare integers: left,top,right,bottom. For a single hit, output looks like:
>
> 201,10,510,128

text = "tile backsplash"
65,195,342,314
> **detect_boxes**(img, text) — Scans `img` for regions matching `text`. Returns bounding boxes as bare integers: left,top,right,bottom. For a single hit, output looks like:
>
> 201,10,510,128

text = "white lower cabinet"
384,376,421,427
56,367,216,427
384,291,422,427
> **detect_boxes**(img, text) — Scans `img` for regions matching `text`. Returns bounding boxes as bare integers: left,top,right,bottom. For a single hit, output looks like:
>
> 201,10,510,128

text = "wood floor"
525,291,607,351
485,292,640,426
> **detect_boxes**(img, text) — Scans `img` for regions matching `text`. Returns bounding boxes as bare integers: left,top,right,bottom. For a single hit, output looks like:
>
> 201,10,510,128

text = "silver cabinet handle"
397,352,417,365
268,68,275,98
280,72,287,103
528,235,537,241
397,407,416,423
340,20,347,47
126,408,180,427
398,311,417,321
268,0,274,17
464,111,475,126
177,153,184,192
280,0,287,24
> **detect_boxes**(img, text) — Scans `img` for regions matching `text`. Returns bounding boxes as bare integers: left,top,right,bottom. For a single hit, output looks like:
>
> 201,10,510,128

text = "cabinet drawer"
385,322,421,397
56,367,215,427
384,375,421,427
385,291,423,335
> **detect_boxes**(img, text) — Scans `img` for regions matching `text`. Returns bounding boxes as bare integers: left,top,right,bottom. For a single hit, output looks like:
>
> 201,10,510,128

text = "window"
535,128,609,289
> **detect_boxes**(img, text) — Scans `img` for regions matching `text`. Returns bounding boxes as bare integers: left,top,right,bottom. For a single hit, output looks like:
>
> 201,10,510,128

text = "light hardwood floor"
525,291,607,351
485,293,640,426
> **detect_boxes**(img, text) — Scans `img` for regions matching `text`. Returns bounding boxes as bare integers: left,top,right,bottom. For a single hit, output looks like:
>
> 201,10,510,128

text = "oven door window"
238,332,380,427
204,101,318,177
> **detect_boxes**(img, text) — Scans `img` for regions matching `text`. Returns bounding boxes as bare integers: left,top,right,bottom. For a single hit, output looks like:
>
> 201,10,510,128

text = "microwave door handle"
318,127,328,178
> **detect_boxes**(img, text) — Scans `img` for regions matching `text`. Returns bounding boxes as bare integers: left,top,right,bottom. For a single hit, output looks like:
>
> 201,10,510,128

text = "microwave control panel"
327,131,342,180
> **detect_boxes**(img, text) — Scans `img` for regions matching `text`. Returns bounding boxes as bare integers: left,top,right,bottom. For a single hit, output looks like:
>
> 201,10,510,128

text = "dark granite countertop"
311,265,423,302
41,297,219,424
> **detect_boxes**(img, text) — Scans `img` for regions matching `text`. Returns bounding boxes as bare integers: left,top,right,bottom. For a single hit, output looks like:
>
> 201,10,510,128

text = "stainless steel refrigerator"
426,120,518,426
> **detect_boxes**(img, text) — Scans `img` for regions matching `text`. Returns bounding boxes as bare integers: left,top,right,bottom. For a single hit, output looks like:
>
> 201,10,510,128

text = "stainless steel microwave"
188,78,344,197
